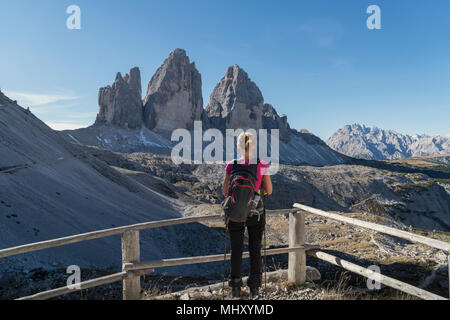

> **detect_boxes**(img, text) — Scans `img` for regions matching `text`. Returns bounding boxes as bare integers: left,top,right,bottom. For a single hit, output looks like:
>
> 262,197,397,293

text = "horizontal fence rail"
0,215,220,259
0,210,292,259
123,245,319,271
18,245,317,300
308,251,446,300
17,268,156,301
294,203,450,252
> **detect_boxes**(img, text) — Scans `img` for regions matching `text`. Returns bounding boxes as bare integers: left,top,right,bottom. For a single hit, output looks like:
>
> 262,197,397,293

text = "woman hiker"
221,132,273,299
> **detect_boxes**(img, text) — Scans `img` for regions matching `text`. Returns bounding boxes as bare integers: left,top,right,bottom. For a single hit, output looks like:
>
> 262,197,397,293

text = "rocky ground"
149,281,326,301
145,278,420,301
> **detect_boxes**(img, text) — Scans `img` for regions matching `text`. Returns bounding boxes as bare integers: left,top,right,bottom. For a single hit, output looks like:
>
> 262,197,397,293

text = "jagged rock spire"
95,67,143,129
143,49,203,133
205,65,291,141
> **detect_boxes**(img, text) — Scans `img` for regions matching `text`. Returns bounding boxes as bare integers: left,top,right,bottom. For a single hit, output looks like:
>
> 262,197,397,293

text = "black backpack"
222,159,260,222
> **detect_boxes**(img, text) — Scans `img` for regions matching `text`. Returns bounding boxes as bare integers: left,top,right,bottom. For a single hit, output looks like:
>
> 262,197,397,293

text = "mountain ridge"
327,124,450,160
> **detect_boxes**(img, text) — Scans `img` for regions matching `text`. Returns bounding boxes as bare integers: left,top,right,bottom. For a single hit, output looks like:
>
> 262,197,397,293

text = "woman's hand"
261,175,272,195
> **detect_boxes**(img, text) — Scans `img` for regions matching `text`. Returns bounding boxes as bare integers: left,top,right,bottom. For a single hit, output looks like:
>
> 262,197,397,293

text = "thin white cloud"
67,112,97,119
331,58,351,70
3,90,79,107
298,20,344,48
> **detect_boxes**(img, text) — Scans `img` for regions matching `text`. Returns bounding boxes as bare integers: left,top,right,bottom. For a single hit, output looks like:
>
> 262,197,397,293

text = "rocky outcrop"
205,65,291,141
143,49,203,133
327,124,450,160
95,67,143,129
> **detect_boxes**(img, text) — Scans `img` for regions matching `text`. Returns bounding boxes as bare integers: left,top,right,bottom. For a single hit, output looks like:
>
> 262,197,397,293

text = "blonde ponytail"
238,132,255,160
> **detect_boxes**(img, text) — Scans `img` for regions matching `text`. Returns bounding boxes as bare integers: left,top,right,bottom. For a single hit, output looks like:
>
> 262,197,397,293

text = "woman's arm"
261,175,273,195
222,173,230,197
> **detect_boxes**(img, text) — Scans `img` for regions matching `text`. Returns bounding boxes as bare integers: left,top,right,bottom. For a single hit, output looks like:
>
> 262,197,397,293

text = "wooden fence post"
122,230,141,300
288,210,306,285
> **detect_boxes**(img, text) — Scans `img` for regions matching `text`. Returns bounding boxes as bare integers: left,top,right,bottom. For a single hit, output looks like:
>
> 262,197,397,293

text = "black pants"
227,214,265,288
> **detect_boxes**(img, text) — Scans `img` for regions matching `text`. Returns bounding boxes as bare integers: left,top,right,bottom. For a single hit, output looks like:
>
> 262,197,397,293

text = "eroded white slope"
0,94,223,276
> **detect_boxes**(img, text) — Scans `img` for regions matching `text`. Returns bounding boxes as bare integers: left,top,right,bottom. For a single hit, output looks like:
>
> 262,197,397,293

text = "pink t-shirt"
225,158,269,191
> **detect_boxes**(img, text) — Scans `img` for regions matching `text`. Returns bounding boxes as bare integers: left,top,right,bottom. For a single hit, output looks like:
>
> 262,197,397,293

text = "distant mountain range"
327,124,450,160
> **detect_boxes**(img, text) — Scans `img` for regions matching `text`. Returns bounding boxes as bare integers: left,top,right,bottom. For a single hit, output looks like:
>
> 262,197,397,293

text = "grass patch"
411,227,450,237
320,271,417,300
431,178,450,185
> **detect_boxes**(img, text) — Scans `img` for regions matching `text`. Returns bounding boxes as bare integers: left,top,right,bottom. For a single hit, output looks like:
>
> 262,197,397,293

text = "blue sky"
1,0,449,140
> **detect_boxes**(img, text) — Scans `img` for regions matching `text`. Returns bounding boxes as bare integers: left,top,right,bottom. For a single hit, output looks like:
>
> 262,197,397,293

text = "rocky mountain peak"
143,49,203,133
205,65,290,141
95,67,143,129
206,65,263,119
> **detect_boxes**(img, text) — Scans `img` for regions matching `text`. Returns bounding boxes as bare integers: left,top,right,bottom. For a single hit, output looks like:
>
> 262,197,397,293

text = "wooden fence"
0,205,448,300
294,204,450,300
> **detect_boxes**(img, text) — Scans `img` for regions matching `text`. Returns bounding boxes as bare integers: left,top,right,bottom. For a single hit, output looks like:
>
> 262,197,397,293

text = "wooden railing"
1,209,317,300
1,205,448,300
294,204,450,300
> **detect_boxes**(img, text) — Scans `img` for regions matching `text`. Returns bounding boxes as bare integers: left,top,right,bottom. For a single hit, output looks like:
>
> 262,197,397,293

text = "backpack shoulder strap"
250,158,259,177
